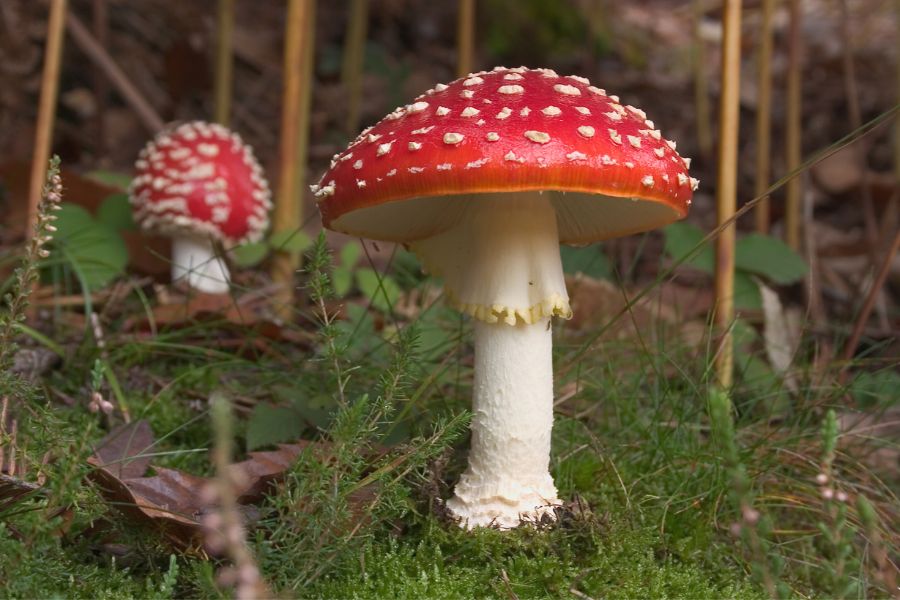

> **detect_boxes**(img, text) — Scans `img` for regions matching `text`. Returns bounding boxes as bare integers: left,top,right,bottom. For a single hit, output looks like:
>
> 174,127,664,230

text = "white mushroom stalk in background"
313,67,695,529
129,121,272,294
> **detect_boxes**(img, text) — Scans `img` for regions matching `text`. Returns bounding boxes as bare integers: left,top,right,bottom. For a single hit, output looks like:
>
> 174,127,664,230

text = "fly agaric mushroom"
129,121,271,294
313,67,696,529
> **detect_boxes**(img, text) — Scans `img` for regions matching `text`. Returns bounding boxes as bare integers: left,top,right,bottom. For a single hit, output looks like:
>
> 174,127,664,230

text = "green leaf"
331,242,362,296
735,234,808,284
51,204,128,290
355,268,401,313
84,170,133,191
339,242,361,268
734,271,762,310
663,222,714,273
270,229,312,254
246,403,305,450
561,244,611,279
96,193,136,231
231,242,269,268
332,266,353,297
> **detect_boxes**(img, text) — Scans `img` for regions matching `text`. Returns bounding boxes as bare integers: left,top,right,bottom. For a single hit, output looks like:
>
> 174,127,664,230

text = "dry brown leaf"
92,420,155,480
87,424,323,551
566,275,708,345
121,290,312,347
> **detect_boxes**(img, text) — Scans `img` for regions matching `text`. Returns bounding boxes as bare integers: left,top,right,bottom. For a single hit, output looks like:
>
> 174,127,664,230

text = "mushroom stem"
408,193,566,528
171,235,231,294
447,316,560,528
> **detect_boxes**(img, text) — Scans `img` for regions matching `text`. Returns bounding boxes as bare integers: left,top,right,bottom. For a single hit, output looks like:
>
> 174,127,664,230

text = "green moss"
309,519,761,599
0,522,181,599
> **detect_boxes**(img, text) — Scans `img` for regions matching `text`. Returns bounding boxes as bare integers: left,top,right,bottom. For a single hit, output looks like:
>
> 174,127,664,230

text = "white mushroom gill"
410,192,567,528
171,235,231,294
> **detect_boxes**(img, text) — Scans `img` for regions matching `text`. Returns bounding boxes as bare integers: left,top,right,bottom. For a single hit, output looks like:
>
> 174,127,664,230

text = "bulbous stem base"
446,317,560,529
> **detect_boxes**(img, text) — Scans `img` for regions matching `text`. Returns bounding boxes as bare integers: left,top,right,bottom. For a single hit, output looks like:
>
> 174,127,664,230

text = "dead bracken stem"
91,0,109,157
839,0,888,332
713,0,742,389
27,0,67,237
838,0,879,255
753,0,775,234
341,0,369,136
692,0,713,159
271,0,316,319
457,0,475,78
784,0,803,250
214,0,235,126
838,229,900,385
896,0,900,182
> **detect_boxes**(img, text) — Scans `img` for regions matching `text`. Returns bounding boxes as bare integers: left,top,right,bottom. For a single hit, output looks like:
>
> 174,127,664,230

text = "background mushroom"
129,121,272,294
314,66,694,529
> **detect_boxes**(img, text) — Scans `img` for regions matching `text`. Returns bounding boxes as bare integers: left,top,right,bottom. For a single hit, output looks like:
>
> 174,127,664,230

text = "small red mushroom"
129,121,271,294
313,67,696,529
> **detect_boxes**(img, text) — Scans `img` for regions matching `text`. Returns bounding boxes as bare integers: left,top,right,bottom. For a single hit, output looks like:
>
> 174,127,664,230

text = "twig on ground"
65,9,164,132
838,228,900,385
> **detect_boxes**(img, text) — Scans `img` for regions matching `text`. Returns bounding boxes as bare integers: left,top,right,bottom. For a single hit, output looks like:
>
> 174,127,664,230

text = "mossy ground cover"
1,237,897,599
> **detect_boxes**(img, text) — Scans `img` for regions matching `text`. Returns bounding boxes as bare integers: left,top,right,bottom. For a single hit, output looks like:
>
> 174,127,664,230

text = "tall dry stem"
27,0,67,237
271,0,316,318
785,0,803,250
896,0,900,182
214,0,235,126
692,0,713,159
714,0,742,389
457,0,475,77
91,0,108,157
342,0,369,136
754,0,775,233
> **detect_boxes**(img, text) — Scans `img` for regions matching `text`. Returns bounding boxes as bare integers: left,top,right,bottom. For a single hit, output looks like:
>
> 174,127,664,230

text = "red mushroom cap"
314,66,696,244
129,121,272,245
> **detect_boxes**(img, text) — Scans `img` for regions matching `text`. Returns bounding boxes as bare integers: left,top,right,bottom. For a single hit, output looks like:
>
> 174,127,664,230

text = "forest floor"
1,1,898,598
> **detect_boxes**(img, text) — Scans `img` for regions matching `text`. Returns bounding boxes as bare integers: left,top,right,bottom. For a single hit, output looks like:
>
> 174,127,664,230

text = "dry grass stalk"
784,0,803,250
896,0,900,181
754,0,776,233
457,0,475,77
341,0,369,136
692,0,713,159
214,0,235,126
714,0,743,388
270,0,316,318
91,0,108,157
26,0,67,237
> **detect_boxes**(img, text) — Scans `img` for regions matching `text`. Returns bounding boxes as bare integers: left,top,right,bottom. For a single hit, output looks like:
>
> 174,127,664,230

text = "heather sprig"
0,156,63,371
